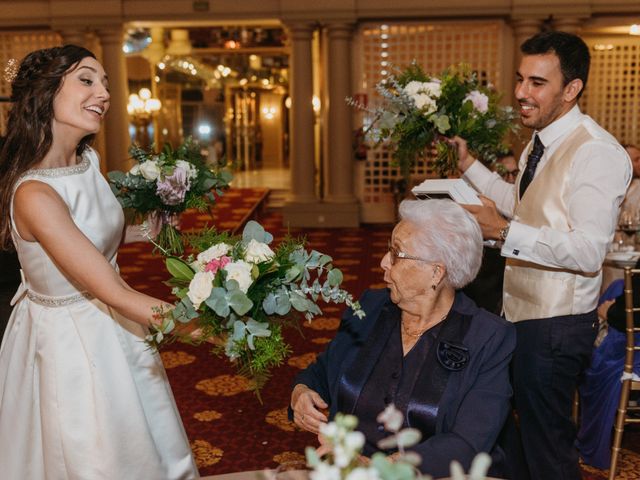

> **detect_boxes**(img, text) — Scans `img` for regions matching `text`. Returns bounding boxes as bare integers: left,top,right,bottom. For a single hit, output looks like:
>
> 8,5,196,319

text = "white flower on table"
244,239,275,264
310,462,342,480
377,404,404,432
464,90,489,113
345,467,381,480
197,243,232,266
129,164,141,175
187,271,214,309
224,260,253,293
138,160,161,181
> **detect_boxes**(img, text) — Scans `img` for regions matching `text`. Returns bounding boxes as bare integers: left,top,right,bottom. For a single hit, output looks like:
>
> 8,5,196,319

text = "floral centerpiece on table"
348,62,519,179
304,405,492,480
108,138,232,255
146,220,365,399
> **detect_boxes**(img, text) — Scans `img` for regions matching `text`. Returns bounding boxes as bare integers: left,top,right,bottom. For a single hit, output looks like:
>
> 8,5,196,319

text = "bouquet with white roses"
303,405,493,480
349,62,519,179
108,138,232,255
147,220,365,399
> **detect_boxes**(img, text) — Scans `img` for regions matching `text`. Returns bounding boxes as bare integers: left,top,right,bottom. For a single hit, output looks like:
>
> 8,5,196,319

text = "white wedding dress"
0,148,199,480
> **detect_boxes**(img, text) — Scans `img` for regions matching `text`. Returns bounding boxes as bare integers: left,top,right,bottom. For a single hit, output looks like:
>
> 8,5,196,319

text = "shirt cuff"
500,221,539,260
462,160,494,191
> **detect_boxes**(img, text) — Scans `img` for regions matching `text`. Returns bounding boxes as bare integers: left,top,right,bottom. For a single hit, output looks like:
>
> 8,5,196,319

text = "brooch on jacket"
437,341,469,371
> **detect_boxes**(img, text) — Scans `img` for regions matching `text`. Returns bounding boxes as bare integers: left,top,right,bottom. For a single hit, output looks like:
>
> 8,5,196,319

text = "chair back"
622,267,640,377
610,267,640,480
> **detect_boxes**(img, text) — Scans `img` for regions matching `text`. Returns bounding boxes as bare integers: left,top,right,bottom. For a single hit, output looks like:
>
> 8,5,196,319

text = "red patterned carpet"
117,188,640,479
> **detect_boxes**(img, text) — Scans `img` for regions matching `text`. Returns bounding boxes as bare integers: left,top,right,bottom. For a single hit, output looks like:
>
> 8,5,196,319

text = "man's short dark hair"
521,31,590,99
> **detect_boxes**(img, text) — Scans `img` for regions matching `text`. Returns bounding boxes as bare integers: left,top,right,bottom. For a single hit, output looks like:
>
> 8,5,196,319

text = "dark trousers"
513,311,597,480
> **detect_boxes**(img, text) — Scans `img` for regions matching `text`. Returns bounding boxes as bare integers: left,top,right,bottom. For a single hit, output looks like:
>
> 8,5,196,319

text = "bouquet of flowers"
108,138,232,255
303,405,492,480
147,220,365,399
349,62,519,178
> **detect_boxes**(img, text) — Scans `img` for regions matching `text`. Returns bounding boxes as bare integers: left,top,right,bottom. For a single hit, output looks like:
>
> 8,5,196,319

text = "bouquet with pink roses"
147,220,365,399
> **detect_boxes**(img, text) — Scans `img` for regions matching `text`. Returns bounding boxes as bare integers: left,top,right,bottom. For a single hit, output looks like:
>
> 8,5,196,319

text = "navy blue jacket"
293,289,516,478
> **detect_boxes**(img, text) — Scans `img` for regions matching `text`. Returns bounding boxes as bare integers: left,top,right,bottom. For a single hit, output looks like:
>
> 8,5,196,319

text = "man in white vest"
453,31,631,480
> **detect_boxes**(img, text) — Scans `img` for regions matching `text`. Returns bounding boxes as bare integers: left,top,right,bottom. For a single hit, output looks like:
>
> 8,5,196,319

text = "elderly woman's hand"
291,384,328,434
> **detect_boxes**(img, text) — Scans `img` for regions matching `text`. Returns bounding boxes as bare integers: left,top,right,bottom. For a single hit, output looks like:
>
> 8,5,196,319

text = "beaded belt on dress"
26,290,93,307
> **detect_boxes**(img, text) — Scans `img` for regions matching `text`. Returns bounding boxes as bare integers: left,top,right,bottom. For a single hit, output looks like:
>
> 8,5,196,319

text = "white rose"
422,80,442,98
412,93,437,115
244,239,275,264
187,271,214,309
129,164,141,175
139,160,161,181
197,243,231,265
403,80,423,96
224,260,253,293
176,160,198,180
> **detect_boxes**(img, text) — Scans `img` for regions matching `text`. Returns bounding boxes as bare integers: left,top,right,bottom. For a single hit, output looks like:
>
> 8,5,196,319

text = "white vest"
503,125,601,322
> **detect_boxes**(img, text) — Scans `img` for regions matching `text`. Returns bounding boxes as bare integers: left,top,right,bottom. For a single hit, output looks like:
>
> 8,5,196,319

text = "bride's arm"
13,181,168,327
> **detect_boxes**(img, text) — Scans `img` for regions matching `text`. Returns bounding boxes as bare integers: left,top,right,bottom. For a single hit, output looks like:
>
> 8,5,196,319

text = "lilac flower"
464,90,489,113
156,166,190,206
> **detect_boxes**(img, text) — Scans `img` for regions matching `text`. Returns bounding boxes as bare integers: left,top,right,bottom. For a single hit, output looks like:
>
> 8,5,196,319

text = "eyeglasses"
388,241,431,265
501,169,520,179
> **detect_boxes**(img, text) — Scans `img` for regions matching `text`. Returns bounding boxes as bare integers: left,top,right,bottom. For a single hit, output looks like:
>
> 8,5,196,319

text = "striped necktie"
519,134,545,198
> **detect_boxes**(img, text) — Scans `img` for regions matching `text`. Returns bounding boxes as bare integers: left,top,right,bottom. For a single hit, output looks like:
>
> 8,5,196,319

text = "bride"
0,45,199,479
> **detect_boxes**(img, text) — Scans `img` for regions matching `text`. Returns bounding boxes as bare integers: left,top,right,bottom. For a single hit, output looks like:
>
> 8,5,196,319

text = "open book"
412,178,482,205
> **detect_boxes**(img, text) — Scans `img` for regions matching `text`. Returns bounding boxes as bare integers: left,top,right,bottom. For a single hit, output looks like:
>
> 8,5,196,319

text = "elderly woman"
290,199,515,478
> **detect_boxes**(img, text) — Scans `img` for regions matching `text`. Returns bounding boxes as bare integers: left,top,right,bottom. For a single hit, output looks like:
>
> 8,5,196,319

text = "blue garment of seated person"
577,273,640,469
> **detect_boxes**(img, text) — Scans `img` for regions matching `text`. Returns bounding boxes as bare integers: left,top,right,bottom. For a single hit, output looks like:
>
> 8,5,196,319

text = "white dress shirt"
464,105,631,274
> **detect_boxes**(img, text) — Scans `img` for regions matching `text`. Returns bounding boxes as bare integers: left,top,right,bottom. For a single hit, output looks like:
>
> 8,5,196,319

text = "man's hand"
448,136,478,173
291,384,328,434
462,196,509,241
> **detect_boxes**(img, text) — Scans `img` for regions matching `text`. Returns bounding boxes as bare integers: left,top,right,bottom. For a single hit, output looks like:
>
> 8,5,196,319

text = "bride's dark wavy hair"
0,44,96,250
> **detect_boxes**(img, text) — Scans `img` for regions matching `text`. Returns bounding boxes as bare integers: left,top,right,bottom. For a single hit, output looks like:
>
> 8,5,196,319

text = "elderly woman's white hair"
398,199,483,289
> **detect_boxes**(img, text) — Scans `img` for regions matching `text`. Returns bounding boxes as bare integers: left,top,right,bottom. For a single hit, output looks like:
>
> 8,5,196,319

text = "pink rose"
204,255,231,274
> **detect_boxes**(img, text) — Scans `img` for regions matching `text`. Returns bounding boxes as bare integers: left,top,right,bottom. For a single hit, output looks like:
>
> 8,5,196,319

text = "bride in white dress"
0,45,199,479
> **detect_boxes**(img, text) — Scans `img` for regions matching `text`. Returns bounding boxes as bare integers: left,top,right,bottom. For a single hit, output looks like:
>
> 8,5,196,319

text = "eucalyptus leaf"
204,287,230,317
289,291,310,312
395,428,422,448
242,220,273,244
327,268,343,287
228,290,253,316
263,293,277,315
285,266,302,282
305,446,319,467
274,291,292,315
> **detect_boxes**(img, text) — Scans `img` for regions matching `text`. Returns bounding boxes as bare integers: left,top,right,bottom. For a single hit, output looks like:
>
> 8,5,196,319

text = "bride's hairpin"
3,58,19,84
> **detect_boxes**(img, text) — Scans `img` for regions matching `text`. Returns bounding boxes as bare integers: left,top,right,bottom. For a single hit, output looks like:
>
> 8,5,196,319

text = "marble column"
325,22,357,207
553,18,584,34
96,26,131,172
285,22,317,204
511,19,544,66
58,28,87,47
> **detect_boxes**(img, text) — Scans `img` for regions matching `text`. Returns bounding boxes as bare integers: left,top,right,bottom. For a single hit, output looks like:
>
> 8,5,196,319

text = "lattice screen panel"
581,37,640,146
356,21,507,222
0,31,61,135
